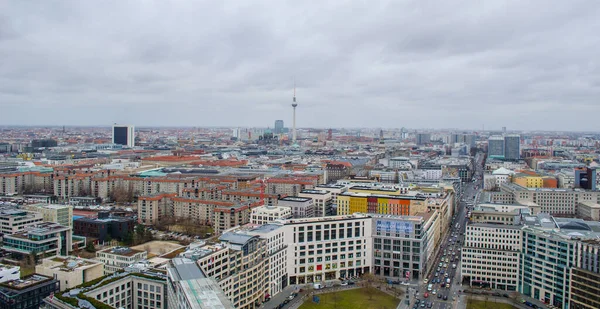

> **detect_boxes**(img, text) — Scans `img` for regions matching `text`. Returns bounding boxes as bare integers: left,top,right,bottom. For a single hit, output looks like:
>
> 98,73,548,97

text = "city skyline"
2,1,600,130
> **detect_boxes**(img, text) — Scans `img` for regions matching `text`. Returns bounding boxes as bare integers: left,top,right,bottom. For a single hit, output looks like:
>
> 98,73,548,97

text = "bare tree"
360,273,380,301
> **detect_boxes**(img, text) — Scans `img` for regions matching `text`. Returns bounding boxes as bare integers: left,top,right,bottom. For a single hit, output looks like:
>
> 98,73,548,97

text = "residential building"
324,162,351,183
277,197,314,218
112,124,135,148
166,257,234,309
0,274,59,309
298,189,334,217
0,208,44,237
137,193,176,225
35,256,104,291
250,205,292,225
97,247,148,274
23,204,73,227
246,224,288,297
213,204,251,235
315,184,347,206
192,233,269,308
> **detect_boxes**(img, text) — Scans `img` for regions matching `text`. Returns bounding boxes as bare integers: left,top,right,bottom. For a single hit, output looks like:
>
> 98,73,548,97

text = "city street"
410,152,484,309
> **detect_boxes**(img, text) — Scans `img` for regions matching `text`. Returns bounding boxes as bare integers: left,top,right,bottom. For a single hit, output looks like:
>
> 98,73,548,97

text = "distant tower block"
292,82,298,143
327,129,332,141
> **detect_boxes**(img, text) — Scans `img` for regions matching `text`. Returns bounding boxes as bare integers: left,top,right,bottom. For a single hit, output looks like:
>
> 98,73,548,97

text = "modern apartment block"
166,257,234,309
250,205,292,225
298,189,334,217
277,197,314,218
191,233,269,309
23,203,73,227
97,246,148,274
246,224,288,297
488,135,506,159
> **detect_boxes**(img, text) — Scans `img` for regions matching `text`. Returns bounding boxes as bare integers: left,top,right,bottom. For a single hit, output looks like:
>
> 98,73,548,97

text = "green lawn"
298,288,399,309
467,299,517,309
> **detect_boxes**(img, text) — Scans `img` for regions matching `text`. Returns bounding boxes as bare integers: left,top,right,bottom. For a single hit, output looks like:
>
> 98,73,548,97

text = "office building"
274,120,284,134
0,208,44,237
250,205,292,225
0,275,59,309
371,214,433,280
336,192,427,216
73,213,135,241
504,134,521,160
281,214,372,284
112,124,135,148
97,247,148,274
461,222,522,291
570,241,600,309
2,222,83,260
416,133,431,145
35,256,104,291
488,135,505,159
167,258,234,309
23,204,73,227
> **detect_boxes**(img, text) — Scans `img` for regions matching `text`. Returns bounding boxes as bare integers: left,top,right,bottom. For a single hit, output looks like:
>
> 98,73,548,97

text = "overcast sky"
2,1,600,131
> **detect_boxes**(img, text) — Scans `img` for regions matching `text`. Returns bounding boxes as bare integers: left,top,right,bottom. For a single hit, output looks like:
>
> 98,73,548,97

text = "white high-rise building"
112,124,135,147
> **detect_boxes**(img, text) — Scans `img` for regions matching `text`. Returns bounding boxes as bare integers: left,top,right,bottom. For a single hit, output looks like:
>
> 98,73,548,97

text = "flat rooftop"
100,246,144,257
279,196,312,202
0,274,52,290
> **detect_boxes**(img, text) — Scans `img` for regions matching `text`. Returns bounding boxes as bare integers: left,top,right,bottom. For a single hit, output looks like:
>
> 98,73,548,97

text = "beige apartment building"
36,256,104,291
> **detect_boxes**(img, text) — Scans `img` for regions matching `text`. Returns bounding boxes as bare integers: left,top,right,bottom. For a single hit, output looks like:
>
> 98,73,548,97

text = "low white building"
250,205,292,225
97,247,148,274
36,256,104,291
277,197,314,218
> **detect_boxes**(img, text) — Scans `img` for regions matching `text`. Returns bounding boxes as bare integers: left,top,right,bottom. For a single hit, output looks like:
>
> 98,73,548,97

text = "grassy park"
467,299,517,309
298,288,399,309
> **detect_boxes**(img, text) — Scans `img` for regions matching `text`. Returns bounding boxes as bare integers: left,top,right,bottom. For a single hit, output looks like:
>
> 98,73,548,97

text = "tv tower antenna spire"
292,79,298,143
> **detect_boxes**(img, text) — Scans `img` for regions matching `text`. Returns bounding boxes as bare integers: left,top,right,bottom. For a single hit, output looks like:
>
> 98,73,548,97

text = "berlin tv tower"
292,81,298,143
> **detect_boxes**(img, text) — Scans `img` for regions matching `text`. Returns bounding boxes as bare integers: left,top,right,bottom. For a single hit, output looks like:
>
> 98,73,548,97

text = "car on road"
423,278,429,284
432,289,437,295
340,281,348,286
427,302,433,308
443,295,448,300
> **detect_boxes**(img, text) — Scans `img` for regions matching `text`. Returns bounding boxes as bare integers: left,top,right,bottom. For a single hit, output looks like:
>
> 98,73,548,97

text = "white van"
427,284,433,291
452,264,457,269
313,283,322,290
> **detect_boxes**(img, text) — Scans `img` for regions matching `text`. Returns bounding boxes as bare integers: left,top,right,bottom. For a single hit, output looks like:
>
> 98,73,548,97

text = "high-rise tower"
292,82,298,143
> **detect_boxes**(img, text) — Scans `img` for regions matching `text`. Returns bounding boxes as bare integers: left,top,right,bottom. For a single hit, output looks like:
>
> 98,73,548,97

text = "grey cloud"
1,0,600,131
